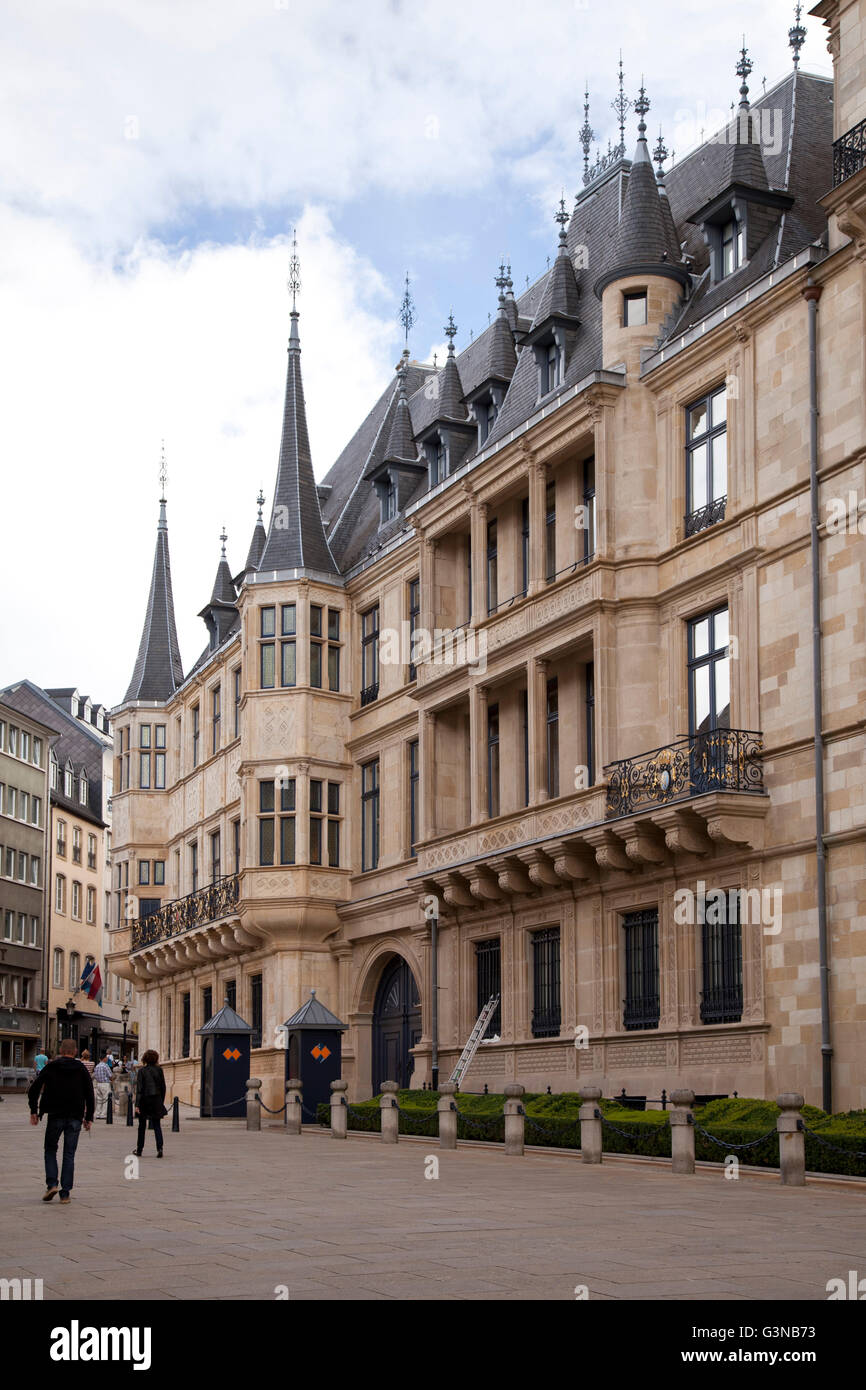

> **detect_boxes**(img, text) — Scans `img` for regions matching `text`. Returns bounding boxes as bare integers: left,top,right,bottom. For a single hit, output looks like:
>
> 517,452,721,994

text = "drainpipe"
803,276,832,1114
430,907,439,1092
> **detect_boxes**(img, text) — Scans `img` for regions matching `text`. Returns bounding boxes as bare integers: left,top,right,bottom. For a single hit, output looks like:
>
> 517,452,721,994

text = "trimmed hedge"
315,1090,866,1175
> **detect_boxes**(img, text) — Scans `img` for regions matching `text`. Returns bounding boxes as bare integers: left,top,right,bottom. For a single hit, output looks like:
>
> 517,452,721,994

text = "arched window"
50,750,59,790
79,771,88,805
64,762,74,798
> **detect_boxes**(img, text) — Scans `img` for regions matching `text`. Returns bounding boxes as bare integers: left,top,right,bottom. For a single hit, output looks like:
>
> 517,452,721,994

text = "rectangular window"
182,993,191,1058
259,780,275,866
18,791,28,822
155,724,166,749
87,834,96,870
327,608,341,692
192,706,200,768
582,456,596,562
522,689,529,808
154,860,165,886
361,606,380,705
361,759,380,871
211,686,221,755
408,740,419,857
475,937,502,1037
309,778,323,865
310,604,323,689
701,891,743,1024
189,842,198,894
250,974,263,1048
139,861,150,885
487,704,500,819
280,602,297,689
72,826,81,864
155,751,166,788
688,606,730,735
546,677,559,798
233,668,241,737
33,736,42,766
30,855,40,887
86,886,95,924
326,782,340,867
685,386,727,536
202,986,212,1026
71,882,81,920
623,908,660,1030
531,927,561,1037
623,290,647,326
225,979,237,1011
486,519,498,614
521,498,529,597
31,795,41,827
545,481,556,582
260,639,275,689
279,778,295,865
140,724,151,749
407,580,420,682
211,829,221,883
232,819,240,874
139,752,151,789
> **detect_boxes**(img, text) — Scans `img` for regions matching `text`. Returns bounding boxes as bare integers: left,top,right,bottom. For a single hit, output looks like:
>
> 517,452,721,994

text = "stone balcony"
414,729,768,911
119,874,258,980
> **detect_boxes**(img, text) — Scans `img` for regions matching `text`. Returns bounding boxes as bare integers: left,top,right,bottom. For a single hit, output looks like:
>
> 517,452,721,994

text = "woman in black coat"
134,1049,167,1157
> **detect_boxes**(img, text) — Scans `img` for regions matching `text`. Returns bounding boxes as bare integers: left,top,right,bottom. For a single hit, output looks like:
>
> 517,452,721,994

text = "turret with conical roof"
235,490,267,586
258,234,338,578
199,529,238,651
124,478,184,704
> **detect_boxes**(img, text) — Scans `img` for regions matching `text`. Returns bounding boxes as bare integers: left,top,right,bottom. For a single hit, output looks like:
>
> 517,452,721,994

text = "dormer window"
473,392,500,449
426,435,448,487
545,340,562,393
623,291,647,327
379,476,397,524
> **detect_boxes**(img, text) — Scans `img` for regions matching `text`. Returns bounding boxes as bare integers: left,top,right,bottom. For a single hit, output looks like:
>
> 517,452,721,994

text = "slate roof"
124,498,184,703
283,990,347,1030
0,679,107,827
196,1001,253,1035
258,310,338,576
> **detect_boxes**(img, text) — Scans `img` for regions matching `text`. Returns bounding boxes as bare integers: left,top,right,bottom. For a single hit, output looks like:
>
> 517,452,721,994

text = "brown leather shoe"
42,1185,59,1202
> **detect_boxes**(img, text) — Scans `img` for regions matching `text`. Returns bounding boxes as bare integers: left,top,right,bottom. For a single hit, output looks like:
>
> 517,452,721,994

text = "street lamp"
65,996,75,1043
121,1003,130,1061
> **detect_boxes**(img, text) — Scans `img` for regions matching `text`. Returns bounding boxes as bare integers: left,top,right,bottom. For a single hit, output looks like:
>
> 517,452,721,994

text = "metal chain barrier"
523,1114,576,1146
800,1123,866,1160
395,1102,439,1134
692,1123,778,1152
256,1097,288,1115
454,1108,503,1140
600,1114,669,1142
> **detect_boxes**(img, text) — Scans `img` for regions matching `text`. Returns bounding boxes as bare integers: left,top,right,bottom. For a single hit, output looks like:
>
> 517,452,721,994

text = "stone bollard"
245,1078,262,1131
330,1080,348,1139
285,1078,303,1136
503,1083,525,1156
126,1088,135,1127
670,1088,696,1174
438,1082,458,1150
579,1086,603,1164
380,1080,399,1143
777,1093,806,1186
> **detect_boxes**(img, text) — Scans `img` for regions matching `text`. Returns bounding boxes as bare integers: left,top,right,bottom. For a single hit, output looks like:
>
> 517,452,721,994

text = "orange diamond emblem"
311,1044,331,1062
223,1047,241,1061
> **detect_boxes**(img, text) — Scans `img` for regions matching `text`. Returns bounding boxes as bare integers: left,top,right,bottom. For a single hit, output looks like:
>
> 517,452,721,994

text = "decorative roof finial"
634,79,650,140
256,489,265,522
579,83,595,185
653,127,668,180
555,195,569,250
444,312,457,355
220,527,227,559
495,260,509,296
611,51,632,157
789,2,806,68
736,39,753,110
288,228,301,312
158,440,167,500
399,271,416,348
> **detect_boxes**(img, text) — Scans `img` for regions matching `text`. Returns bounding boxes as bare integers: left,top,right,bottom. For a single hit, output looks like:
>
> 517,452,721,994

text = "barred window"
475,937,502,1037
700,891,743,1024
531,928,561,1038
622,908,660,1030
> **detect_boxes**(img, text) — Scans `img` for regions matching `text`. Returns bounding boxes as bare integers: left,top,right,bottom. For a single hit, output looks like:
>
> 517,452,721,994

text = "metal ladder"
449,994,500,1087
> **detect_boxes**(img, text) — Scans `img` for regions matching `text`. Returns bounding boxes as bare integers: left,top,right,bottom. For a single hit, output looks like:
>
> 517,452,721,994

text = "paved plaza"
0,1095,862,1301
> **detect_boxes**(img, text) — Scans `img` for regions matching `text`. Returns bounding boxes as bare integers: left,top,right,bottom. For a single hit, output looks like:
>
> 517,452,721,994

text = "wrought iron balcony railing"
685,495,726,538
833,118,866,187
604,728,764,819
130,873,239,952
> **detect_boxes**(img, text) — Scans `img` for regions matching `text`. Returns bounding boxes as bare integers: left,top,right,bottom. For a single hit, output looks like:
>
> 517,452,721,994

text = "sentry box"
280,990,347,1123
197,1000,253,1118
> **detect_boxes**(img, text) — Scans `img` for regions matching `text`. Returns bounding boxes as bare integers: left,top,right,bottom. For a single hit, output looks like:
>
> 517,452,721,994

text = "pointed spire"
527,199,581,332
382,352,420,465
438,314,467,419
444,312,458,355
243,490,267,575
200,530,238,648
789,2,806,67
124,456,184,703
258,234,338,576
721,42,770,192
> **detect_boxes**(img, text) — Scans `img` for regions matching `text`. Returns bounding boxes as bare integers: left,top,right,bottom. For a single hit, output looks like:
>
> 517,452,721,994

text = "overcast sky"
0,0,831,707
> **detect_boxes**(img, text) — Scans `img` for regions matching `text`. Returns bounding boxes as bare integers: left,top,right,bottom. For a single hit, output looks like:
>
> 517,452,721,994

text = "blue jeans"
44,1116,82,1194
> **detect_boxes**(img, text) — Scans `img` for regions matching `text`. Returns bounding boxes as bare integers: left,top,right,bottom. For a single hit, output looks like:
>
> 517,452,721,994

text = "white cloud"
0,203,397,702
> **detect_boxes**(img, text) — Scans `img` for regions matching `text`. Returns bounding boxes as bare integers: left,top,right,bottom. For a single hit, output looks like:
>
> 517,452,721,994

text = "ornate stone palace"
108,5,866,1113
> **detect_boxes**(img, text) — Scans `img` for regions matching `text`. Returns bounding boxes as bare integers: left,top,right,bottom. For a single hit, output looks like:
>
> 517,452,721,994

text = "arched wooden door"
372,956,421,1094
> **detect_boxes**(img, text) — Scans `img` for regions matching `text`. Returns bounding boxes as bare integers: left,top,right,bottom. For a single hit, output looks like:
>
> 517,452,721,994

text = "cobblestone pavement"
1,1095,861,1301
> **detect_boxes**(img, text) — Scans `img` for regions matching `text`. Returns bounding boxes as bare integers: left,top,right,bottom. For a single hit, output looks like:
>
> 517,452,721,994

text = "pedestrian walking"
80,1049,95,1075
134,1050,167,1157
34,1049,48,1073
27,1038,94,1204
92,1054,113,1118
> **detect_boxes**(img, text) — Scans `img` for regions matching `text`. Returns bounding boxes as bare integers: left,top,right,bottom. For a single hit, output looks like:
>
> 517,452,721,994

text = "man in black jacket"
28,1038,95,1204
